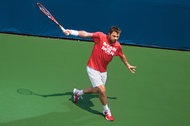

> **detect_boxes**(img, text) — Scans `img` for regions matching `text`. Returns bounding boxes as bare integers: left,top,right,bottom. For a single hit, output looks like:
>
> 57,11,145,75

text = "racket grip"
60,26,65,32
59,25,70,35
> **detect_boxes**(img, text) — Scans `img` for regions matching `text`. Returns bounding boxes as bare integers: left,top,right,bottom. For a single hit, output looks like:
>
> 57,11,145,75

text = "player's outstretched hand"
63,29,71,36
127,65,136,74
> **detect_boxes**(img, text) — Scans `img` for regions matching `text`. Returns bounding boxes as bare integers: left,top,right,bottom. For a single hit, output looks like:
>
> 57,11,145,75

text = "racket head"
36,3,60,25
37,3,65,32
37,3,52,18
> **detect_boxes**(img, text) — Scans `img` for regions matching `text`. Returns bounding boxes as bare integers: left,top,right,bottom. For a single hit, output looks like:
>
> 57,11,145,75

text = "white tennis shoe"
73,88,83,103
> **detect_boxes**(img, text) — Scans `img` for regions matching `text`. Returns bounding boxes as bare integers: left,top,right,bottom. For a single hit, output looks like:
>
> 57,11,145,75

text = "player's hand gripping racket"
37,3,68,34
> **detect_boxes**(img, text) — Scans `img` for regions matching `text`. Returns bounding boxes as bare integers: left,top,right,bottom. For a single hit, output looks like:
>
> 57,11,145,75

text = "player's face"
108,31,120,43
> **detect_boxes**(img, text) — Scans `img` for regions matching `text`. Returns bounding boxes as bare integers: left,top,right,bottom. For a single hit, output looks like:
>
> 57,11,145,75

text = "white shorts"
87,66,107,87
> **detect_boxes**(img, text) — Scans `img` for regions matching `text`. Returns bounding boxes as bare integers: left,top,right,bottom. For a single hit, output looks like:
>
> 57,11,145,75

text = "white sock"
103,104,109,111
78,90,84,96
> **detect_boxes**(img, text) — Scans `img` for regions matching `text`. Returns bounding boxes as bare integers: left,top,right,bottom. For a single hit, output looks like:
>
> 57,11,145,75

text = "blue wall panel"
0,0,190,50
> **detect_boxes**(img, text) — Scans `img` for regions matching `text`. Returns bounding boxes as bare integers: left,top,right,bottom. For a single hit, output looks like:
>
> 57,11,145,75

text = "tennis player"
63,26,136,121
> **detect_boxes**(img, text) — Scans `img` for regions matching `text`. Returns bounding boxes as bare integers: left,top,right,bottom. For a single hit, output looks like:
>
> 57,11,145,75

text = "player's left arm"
120,54,136,74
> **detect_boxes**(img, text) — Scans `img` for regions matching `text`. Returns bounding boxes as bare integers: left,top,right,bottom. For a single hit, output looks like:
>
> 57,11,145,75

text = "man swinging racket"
63,26,136,121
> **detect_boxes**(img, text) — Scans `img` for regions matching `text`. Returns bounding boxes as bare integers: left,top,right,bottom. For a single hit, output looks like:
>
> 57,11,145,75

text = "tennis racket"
36,3,66,32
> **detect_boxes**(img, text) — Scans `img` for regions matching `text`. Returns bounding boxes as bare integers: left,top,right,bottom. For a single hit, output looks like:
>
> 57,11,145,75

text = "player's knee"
100,89,106,95
97,85,106,96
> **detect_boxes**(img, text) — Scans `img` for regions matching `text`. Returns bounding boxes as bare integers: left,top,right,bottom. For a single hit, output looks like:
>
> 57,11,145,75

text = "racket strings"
39,7,51,18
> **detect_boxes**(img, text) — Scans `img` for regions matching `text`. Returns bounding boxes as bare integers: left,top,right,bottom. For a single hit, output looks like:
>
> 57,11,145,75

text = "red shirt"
87,32,124,72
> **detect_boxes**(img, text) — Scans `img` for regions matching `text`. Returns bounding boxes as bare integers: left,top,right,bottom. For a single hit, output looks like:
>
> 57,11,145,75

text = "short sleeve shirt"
87,32,124,72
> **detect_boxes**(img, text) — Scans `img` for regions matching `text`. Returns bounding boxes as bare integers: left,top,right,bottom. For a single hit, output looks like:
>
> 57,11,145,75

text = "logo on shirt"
101,42,117,56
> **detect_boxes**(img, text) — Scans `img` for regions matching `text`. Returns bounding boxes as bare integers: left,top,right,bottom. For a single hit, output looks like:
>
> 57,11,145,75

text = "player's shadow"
17,88,117,116
69,94,117,116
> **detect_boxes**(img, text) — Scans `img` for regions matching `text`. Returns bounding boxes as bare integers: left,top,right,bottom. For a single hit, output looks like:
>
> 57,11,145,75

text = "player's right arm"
78,31,93,38
63,30,93,38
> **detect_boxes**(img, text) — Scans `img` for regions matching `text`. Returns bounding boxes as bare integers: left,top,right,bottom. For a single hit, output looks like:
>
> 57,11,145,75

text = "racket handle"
60,25,65,32
59,25,70,35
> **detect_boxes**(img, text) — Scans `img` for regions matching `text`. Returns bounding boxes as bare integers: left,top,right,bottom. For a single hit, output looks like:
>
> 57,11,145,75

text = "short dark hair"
109,26,121,34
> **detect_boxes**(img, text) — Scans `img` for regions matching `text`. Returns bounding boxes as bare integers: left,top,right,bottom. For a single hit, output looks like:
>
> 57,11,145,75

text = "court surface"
0,33,190,126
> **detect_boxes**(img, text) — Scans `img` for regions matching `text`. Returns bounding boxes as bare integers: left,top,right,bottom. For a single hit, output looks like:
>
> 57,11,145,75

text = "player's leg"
74,85,107,105
80,66,102,94
73,66,104,102
96,84,107,105
96,84,114,121
73,87,98,103
73,67,100,102
83,87,99,94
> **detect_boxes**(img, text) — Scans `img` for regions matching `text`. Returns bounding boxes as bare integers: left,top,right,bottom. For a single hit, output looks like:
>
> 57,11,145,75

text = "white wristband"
70,30,79,36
